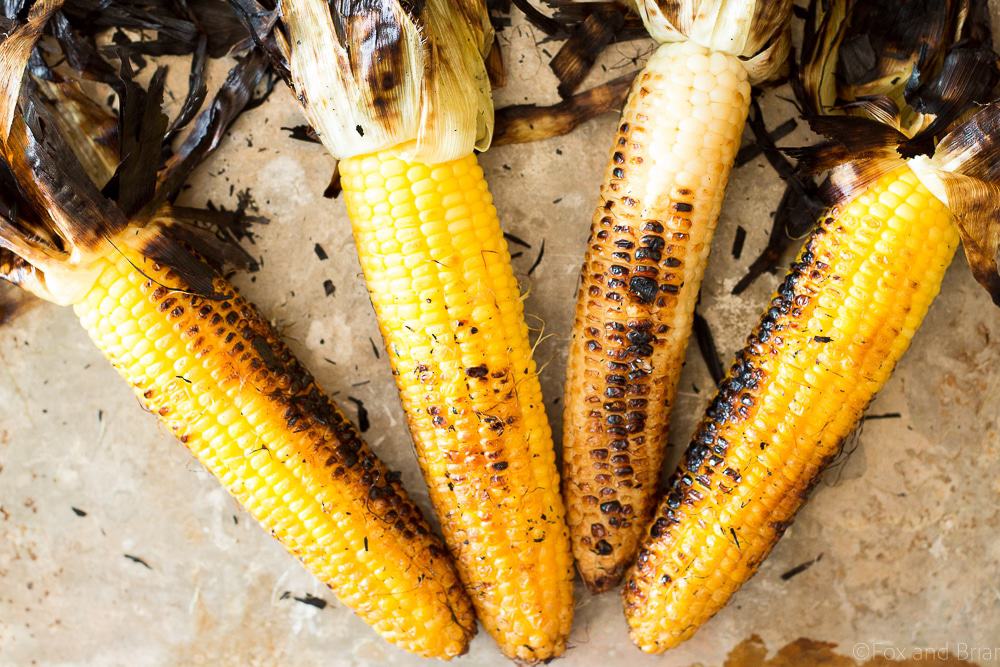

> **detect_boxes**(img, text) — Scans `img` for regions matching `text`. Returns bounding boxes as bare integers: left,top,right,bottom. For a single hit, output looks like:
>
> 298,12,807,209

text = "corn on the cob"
562,0,791,592
268,0,575,657
563,41,750,592
623,164,957,651
0,12,476,656
74,248,476,658
340,147,573,662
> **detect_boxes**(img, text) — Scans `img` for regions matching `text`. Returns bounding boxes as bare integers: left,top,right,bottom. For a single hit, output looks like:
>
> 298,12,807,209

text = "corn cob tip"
264,0,494,164
634,0,792,84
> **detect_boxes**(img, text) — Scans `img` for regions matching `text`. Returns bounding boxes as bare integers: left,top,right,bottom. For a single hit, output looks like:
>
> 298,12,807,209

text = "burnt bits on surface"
565,86,700,590
127,261,450,557
624,215,849,616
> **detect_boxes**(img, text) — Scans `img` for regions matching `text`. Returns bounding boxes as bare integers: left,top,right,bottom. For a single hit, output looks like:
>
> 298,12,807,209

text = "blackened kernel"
600,500,622,514
594,539,613,555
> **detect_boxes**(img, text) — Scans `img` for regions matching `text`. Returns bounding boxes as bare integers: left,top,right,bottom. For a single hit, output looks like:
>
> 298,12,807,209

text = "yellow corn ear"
74,251,476,659
339,147,574,663
563,41,751,592
623,165,958,652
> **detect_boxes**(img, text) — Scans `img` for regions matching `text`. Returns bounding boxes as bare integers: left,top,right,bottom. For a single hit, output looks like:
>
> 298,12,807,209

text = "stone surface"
1,13,999,667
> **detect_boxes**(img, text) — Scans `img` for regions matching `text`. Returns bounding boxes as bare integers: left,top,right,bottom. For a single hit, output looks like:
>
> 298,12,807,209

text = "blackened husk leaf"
62,0,248,58
0,0,62,141
7,98,127,253
35,78,118,186
549,3,625,98
493,72,632,146
152,50,269,212
50,11,117,84
733,100,826,294
105,59,168,217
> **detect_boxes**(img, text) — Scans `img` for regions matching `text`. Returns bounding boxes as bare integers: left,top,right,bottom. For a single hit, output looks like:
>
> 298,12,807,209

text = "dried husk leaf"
0,0,62,141
634,0,792,83
909,103,1000,304
789,0,1000,306
278,0,494,163
492,73,633,146
0,4,267,305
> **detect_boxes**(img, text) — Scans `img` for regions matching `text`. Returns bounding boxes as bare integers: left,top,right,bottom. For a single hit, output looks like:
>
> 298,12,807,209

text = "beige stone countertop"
1,9,999,667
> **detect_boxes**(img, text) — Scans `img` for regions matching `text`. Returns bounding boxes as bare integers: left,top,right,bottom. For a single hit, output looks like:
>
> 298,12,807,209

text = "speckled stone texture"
1,11,999,667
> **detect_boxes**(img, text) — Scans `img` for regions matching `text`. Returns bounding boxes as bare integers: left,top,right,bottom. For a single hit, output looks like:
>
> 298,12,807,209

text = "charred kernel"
614,466,634,477
643,221,664,233
591,523,607,538
609,264,629,276
594,540,613,555
607,278,626,289
610,439,629,451
464,365,488,378
586,340,602,352
591,449,609,461
613,168,625,179
650,517,670,538
635,247,662,262
492,461,509,471
673,202,693,213
664,257,682,267
629,276,659,304
600,487,617,497
613,152,625,164
588,286,602,297
600,500,622,514
605,387,624,398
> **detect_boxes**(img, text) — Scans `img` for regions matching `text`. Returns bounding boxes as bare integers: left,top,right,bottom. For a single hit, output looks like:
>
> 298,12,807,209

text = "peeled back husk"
633,0,792,84
278,0,494,164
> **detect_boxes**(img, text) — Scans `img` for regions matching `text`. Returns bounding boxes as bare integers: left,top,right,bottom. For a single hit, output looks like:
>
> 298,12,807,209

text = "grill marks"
562,46,750,593
623,234,831,644
135,260,445,548
563,83,700,592
622,170,956,649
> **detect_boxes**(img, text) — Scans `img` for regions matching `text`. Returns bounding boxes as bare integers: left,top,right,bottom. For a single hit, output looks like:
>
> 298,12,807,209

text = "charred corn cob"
624,165,956,650
563,0,791,592
271,0,574,659
340,147,572,660
0,16,475,658
77,249,475,658
624,0,1000,650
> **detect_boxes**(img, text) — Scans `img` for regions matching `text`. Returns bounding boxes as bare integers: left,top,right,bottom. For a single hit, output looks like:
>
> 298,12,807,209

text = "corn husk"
0,4,264,305
789,0,1000,305
634,0,792,83
275,0,494,163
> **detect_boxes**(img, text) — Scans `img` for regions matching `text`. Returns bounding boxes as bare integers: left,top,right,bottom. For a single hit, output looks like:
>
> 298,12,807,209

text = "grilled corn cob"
624,165,956,650
624,0,1000,650
339,147,572,660
0,17,475,657
77,249,475,658
268,0,574,659
563,0,791,592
